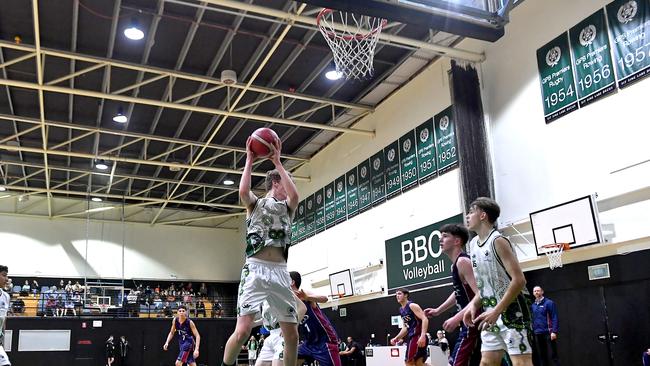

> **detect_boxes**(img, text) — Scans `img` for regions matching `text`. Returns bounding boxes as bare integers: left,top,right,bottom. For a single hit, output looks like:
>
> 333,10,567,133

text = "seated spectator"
45,295,56,317
433,330,449,358
72,292,83,313
21,280,31,296
162,302,172,317
212,300,223,318
154,284,160,294
199,282,208,298
340,336,362,366
49,285,58,293
56,294,65,317
65,280,73,293
196,300,206,318
12,297,25,314
64,297,76,316
73,281,82,293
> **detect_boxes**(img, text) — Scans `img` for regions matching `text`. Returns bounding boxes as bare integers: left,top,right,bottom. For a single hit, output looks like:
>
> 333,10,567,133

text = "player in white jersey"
255,295,306,366
463,198,533,366
0,265,12,366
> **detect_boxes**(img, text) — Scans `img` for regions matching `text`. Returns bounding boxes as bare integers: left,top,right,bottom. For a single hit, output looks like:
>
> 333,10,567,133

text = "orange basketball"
250,127,279,158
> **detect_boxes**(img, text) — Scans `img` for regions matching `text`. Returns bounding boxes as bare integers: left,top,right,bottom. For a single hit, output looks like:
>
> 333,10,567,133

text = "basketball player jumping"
255,294,307,366
463,197,533,366
163,305,201,366
221,137,300,366
391,288,429,366
424,223,482,366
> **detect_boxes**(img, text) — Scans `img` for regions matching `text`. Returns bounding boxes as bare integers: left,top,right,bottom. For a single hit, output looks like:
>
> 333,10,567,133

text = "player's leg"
222,313,256,365
503,328,533,366
481,351,506,366
451,326,480,366
278,322,298,366
309,343,342,366
0,345,11,366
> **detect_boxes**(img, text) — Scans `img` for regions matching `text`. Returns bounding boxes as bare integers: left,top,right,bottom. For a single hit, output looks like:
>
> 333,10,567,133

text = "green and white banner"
295,200,306,242
370,150,386,205
434,106,458,174
334,175,347,224
357,159,372,212
569,9,617,106
314,188,325,234
607,0,650,87
385,214,463,293
384,140,402,199
345,167,359,219
415,118,437,183
324,181,336,228
398,130,419,192
537,33,579,123
304,194,315,238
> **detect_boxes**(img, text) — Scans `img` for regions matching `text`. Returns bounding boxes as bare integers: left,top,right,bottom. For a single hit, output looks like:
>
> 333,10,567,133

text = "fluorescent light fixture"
0,194,11,199
95,160,109,170
112,107,127,123
325,70,343,80
85,206,114,214
0,186,6,192
91,197,103,202
124,19,144,40
223,179,235,186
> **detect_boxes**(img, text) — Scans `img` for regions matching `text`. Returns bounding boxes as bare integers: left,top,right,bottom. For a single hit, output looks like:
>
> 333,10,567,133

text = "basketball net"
541,243,569,270
317,8,386,80
99,304,109,313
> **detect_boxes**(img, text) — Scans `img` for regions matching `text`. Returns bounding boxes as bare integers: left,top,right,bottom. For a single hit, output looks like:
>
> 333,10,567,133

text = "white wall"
0,215,244,281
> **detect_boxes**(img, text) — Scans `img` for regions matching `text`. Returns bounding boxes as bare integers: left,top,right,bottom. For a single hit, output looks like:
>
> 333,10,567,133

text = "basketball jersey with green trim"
468,229,532,331
245,197,293,258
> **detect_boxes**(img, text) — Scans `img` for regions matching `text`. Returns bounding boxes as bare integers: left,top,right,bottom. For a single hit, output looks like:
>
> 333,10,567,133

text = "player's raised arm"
239,137,258,212
269,139,299,213
294,288,328,304
163,317,176,351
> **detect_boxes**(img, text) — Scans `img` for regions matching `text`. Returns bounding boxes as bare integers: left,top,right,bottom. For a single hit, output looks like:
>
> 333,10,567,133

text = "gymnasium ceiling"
0,0,512,228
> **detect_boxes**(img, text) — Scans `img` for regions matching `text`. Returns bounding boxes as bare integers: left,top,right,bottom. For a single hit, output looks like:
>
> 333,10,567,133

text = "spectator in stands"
73,281,82,293
72,291,83,314
32,279,39,295
55,294,64,317
433,330,450,358
154,284,160,294
5,278,12,292
63,296,76,316
49,285,58,293
196,300,206,318
45,295,56,317
162,302,172,317
21,280,31,296
340,336,363,366
59,279,65,290
212,299,223,318
65,280,73,293
199,283,208,298
12,296,25,314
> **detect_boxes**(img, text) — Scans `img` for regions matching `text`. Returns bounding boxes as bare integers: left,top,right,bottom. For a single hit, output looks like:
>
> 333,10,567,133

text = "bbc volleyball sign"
385,214,463,293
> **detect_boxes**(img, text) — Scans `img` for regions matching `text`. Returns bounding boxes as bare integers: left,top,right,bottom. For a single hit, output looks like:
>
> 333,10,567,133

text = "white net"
542,244,567,270
317,8,386,80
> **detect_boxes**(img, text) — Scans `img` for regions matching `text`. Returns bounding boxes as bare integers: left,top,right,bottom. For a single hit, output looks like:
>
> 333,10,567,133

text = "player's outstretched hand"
443,314,461,333
462,304,477,328
245,137,256,161
390,337,397,346
423,307,439,318
193,349,199,359
269,138,282,167
293,289,306,300
163,343,168,351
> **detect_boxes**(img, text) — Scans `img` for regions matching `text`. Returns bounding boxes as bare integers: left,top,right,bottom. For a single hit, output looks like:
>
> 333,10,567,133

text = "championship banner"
415,118,437,184
606,0,650,88
291,219,298,245
384,140,402,199
370,150,386,205
304,194,315,238
294,200,306,242
537,33,580,123
569,9,617,107
314,188,325,234
398,130,419,192
385,214,463,293
357,159,372,213
345,167,359,219
334,175,347,224
434,106,458,174
324,181,336,228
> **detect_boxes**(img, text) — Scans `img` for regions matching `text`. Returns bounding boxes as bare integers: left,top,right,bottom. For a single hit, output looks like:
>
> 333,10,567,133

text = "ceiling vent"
220,69,237,85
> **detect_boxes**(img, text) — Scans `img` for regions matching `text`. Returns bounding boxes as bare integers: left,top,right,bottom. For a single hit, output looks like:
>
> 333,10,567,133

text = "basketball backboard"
530,195,603,256
329,269,355,298
300,0,516,42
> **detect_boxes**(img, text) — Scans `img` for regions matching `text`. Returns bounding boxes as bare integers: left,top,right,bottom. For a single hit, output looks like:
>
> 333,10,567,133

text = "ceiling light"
91,197,103,202
95,159,109,170
85,206,115,214
0,186,6,192
112,107,127,123
124,19,144,40
223,179,235,186
325,70,343,81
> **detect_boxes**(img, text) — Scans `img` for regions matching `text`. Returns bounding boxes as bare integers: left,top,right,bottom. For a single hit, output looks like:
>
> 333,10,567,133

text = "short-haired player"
391,288,429,366
163,305,201,366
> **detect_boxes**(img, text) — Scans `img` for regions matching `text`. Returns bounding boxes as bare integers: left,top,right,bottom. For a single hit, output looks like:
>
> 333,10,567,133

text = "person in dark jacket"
531,286,559,366
105,335,116,366
117,336,130,366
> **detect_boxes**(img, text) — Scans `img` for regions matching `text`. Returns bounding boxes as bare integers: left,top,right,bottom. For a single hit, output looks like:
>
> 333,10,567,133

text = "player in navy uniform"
391,289,429,366
164,305,201,366
291,271,342,366
424,224,481,366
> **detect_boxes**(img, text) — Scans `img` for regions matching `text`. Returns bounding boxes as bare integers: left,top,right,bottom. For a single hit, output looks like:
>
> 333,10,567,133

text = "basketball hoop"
99,304,109,314
317,8,387,80
540,243,570,270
